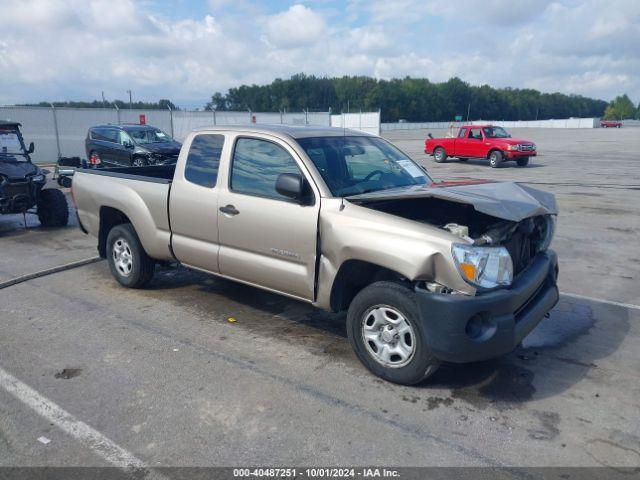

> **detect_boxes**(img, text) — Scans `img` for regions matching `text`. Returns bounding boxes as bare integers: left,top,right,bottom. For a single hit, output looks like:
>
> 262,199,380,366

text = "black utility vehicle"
0,121,68,226
85,124,181,167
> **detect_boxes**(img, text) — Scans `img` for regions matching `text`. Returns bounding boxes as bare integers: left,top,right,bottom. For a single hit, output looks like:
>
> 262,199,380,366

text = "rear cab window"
184,134,225,188
458,128,467,138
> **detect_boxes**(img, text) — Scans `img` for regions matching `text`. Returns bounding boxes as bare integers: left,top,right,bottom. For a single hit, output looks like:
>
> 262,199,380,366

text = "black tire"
433,147,447,163
516,156,530,167
37,188,69,227
489,150,503,168
106,223,155,288
346,281,439,385
132,156,148,167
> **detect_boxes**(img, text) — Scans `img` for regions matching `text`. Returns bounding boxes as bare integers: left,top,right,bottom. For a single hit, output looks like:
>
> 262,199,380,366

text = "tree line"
205,74,625,122
16,75,639,122
18,99,177,110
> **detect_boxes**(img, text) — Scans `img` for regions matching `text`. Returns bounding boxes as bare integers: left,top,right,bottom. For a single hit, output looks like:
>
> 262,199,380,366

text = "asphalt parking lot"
1,128,639,473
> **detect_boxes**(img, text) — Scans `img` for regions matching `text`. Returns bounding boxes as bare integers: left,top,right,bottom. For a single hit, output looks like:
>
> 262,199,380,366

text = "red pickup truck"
600,120,622,128
425,125,537,168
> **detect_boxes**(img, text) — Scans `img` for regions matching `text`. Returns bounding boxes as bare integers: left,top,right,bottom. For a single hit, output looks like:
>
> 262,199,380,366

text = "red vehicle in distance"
600,120,622,128
425,125,537,168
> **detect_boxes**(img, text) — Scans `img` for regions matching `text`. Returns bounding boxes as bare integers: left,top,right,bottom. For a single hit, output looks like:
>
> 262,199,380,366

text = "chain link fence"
0,106,332,164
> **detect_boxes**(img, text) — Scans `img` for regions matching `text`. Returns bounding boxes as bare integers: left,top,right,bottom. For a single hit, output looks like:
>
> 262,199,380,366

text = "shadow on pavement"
144,265,630,405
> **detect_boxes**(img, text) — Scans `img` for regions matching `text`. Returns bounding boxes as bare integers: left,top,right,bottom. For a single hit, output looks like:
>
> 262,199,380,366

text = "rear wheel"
106,223,155,288
433,147,447,163
516,156,530,167
347,281,439,385
37,188,69,227
489,150,503,168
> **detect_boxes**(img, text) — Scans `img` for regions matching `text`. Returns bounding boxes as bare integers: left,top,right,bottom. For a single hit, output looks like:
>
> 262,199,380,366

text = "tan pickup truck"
72,125,559,385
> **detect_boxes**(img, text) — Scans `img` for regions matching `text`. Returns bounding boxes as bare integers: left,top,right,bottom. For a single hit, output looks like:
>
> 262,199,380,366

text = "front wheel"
132,156,148,167
433,147,447,163
347,281,439,385
489,150,503,168
106,223,155,288
516,156,530,167
37,188,69,227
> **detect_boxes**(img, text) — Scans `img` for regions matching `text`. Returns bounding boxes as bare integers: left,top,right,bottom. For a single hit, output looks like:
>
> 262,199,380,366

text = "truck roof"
460,124,495,129
0,120,22,128
193,124,371,139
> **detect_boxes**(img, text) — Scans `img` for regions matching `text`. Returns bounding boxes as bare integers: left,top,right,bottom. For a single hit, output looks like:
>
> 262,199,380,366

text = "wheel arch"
98,206,132,258
487,147,504,159
329,259,409,312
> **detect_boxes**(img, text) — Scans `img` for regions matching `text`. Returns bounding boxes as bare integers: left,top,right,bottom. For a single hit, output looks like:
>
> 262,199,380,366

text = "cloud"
264,4,326,49
0,0,638,107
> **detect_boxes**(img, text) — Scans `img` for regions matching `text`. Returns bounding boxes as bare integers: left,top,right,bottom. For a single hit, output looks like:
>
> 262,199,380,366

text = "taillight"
89,153,101,165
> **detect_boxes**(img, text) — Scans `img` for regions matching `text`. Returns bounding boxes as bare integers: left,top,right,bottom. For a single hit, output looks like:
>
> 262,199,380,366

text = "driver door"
216,134,320,301
116,131,135,165
458,128,484,158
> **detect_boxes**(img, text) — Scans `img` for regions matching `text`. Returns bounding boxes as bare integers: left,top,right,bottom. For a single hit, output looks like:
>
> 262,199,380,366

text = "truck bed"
78,164,176,183
73,164,175,261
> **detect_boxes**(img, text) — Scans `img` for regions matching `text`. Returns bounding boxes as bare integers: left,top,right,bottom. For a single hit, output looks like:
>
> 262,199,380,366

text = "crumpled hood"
0,160,38,180
347,180,558,222
141,141,181,155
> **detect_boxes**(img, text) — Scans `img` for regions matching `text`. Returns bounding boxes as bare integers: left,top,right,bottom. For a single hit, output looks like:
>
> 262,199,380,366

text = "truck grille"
519,144,535,152
3,182,30,198
503,216,547,275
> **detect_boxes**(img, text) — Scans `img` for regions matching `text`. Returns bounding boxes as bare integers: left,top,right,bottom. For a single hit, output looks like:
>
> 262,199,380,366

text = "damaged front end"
348,181,558,293
346,181,560,363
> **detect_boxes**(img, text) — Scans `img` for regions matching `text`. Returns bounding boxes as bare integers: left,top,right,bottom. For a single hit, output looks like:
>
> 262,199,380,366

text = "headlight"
452,244,513,289
531,143,537,150
31,174,46,183
538,215,556,251
506,144,519,151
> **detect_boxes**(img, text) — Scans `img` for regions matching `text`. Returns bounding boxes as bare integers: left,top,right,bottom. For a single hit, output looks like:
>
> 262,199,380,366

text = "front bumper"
504,150,537,158
0,180,37,213
415,250,558,363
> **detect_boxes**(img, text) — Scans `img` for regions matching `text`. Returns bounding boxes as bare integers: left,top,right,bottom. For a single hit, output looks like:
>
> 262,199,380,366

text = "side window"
104,129,119,143
91,128,109,141
118,130,132,146
184,134,225,188
458,128,467,138
231,138,300,201
469,128,482,140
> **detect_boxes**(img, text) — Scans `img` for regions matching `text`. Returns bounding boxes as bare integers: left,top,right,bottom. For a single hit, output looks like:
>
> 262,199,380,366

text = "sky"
1,0,638,108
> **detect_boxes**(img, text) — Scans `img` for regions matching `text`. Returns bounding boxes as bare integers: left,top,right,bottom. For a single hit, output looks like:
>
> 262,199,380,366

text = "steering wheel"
363,170,385,181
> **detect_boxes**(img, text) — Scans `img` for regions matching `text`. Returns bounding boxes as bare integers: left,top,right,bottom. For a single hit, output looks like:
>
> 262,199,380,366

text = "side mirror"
27,142,35,154
124,141,134,149
58,156,82,168
275,173,304,202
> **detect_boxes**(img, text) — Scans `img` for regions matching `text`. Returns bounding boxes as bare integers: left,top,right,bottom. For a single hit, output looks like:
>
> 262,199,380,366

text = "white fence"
0,106,331,164
331,111,381,136
382,117,602,131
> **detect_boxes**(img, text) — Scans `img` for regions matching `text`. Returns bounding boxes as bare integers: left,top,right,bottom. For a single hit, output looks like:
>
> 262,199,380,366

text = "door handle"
219,204,240,216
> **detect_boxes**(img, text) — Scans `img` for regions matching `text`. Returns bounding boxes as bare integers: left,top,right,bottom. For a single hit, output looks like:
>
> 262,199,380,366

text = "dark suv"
85,124,182,167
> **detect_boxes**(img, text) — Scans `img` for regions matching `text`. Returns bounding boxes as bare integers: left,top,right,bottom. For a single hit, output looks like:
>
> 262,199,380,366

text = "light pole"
126,90,132,109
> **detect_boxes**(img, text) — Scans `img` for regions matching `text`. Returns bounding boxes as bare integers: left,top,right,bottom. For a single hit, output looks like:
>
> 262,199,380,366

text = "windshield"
297,136,431,197
0,131,27,161
126,128,173,144
482,126,511,138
